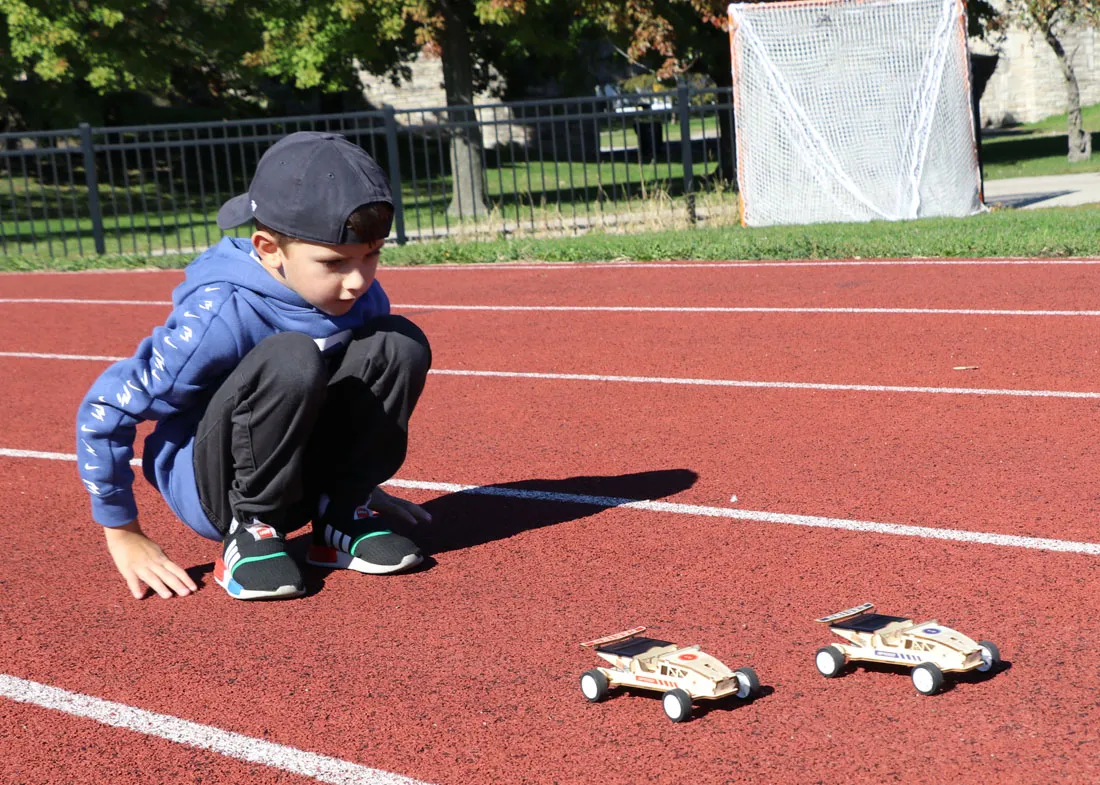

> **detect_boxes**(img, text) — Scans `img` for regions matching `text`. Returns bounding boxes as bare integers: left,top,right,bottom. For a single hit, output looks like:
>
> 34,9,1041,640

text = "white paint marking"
0,674,430,785
4,298,1100,318
1,351,126,361
428,369,1100,400
379,259,1100,271
1,353,1095,399
0,298,171,305
396,304,1100,317
3,448,1098,556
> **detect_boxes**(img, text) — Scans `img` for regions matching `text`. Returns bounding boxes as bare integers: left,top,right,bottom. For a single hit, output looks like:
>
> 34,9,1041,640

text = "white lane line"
3,448,1098,556
3,298,1100,318
380,259,1100,270
1,353,1096,399
0,298,171,305
428,369,1100,399
396,304,1100,317
1,351,126,361
0,674,430,785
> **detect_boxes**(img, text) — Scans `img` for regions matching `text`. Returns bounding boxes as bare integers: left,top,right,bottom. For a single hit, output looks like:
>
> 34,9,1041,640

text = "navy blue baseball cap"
216,131,393,244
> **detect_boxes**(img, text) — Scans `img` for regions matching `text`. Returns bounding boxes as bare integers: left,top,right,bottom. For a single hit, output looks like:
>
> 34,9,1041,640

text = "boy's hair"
255,202,394,248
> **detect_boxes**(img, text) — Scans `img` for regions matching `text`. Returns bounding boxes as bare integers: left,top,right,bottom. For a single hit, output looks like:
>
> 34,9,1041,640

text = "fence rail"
0,85,738,260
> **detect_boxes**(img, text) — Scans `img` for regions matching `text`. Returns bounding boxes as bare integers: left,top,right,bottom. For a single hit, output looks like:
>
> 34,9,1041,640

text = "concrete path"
982,171,1100,209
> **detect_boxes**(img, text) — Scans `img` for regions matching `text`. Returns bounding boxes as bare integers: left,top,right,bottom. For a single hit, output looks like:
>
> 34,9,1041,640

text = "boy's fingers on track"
135,566,181,599
123,573,146,600
149,561,195,597
162,559,198,593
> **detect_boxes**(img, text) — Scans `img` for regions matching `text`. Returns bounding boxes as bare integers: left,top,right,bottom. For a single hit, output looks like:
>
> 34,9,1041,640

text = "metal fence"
0,85,738,260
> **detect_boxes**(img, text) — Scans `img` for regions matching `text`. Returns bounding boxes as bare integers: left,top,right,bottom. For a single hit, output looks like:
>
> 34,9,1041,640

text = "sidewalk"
982,171,1100,209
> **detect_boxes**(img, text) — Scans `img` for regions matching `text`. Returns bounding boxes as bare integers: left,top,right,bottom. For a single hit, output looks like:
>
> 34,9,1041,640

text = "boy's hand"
370,486,432,526
104,520,198,599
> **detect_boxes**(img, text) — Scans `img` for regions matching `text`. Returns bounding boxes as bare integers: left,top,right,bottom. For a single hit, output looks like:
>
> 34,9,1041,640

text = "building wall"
978,24,1100,127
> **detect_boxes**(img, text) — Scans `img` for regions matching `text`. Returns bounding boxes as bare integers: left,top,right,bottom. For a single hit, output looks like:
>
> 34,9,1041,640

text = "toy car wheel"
976,641,1001,673
580,669,609,702
815,645,846,678
662,689,693,723
912,663,945,695
733,667,760,699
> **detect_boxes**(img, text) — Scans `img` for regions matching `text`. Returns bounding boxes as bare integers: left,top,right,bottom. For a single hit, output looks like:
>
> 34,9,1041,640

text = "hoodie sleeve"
76,286,241,527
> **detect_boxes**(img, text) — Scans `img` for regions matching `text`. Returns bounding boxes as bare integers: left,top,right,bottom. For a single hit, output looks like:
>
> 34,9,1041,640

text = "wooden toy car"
814,603,1001,695
579,626,760,722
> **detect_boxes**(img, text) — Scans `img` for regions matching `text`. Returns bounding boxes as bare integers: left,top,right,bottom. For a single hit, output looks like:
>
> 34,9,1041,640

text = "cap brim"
216,193,253,230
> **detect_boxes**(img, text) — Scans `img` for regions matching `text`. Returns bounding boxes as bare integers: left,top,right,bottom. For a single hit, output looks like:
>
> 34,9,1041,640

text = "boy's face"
252,231,383,316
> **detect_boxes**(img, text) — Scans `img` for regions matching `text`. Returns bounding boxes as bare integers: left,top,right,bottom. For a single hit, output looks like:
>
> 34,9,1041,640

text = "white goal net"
728,0,985,227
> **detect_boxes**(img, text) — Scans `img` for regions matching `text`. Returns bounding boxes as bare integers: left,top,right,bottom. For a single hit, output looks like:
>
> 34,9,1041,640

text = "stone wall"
356,51,531,148
977,24,1100,127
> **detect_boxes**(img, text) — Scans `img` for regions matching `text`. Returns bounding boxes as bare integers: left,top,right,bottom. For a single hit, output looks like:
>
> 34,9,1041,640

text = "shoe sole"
306,545,423,575
213,558,305,600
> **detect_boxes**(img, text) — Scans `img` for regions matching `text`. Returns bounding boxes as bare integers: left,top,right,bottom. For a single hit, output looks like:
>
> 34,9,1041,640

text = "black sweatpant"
192,315,431,538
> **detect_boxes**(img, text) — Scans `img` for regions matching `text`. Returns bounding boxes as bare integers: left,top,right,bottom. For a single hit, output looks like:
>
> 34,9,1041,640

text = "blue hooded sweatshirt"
76,236,390,541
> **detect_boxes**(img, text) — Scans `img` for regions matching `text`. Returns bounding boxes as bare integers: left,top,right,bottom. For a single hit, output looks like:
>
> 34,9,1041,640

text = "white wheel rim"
735,673,751,698
816,651,837,675
913,667,934,693
581,675,599,700
977,646,994,672
663,694,684,719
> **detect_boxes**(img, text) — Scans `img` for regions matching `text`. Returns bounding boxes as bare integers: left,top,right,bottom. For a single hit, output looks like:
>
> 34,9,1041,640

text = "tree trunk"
438,0,488,219
1043,26,1092,162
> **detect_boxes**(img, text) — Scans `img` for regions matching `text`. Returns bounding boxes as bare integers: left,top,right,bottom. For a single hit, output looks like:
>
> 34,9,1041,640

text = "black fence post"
677,84,696,225
383,106,407,246
79,123,106,254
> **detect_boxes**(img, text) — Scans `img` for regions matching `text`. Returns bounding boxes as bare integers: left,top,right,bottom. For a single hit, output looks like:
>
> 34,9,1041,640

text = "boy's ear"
251,230,282,267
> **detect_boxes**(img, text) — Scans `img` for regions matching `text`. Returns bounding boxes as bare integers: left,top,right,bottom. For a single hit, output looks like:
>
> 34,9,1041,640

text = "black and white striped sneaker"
307,497,422,575
214,520,305,600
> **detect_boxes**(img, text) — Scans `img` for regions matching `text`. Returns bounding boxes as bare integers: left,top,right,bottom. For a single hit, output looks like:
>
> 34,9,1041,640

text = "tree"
248,0,490,217
0,0,263,128
1002,0,1098,162
250,0,605,218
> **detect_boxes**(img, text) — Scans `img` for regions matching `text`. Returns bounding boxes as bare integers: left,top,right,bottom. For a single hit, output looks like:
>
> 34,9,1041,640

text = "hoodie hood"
172,237,389,338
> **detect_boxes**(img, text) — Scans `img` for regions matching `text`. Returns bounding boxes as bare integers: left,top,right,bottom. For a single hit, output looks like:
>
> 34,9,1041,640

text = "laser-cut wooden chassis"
579,626,759,722
814,603,1001,695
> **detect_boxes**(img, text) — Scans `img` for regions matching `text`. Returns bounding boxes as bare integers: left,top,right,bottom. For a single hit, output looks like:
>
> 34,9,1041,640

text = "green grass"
5,204,1096,271
981,103,1100,179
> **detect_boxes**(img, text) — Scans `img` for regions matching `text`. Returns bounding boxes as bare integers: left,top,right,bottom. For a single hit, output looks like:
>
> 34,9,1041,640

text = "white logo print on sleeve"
90,404,106,422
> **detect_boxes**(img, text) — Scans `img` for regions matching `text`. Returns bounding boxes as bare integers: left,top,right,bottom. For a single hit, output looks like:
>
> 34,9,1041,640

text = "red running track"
1,260,1099,784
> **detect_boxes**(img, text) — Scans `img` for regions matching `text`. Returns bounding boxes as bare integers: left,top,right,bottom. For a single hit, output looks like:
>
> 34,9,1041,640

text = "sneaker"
307,497,423,575
214,520,305,600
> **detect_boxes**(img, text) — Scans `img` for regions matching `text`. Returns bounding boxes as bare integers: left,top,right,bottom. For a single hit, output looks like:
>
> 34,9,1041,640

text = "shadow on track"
184,469,697,588
412,468,698,555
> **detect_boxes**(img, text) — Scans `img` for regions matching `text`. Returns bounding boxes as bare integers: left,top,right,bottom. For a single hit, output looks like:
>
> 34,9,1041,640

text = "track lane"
4,259,1100,311
1,460,1097,785
1,699,328,785
4,358,1098,549
4,261,1100,783
3,305,1099,394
